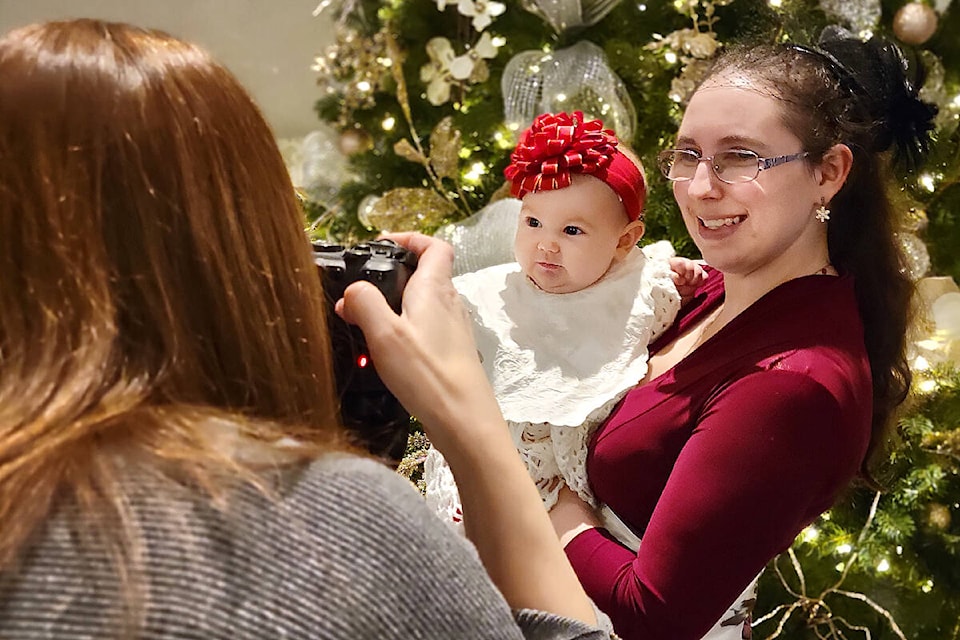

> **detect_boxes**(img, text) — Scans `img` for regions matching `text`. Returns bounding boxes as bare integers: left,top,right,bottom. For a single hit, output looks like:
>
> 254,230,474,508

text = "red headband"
503,111,645,222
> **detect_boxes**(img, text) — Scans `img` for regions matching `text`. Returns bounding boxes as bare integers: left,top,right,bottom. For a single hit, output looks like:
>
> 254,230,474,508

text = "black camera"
313,239,417,462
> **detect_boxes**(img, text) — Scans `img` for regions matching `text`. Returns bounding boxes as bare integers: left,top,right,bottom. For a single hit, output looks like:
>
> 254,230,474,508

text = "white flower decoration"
421,37,458,105
457,0,506,31
451,32,500,79
419,34,502,105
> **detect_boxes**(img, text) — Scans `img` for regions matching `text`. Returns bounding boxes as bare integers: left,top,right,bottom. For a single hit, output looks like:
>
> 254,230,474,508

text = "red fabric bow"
504,111,644,221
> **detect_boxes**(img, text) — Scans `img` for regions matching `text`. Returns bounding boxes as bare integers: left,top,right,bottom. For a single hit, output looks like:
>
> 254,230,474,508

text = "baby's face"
515,174,630,294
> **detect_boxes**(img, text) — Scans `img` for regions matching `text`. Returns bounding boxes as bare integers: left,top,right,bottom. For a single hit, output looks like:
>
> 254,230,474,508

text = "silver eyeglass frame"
657,149,810,184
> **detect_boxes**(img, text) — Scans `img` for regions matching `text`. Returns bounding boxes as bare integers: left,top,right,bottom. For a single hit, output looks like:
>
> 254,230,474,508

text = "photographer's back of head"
0,16,344,589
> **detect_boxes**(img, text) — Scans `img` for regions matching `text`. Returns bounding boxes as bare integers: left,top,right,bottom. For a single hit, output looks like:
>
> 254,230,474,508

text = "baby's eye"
524,216,542,228
563,226,584,236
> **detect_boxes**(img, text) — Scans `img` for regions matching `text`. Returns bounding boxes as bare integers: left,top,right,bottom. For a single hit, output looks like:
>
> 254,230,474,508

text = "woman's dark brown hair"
0,18,343,578
701,31,936,478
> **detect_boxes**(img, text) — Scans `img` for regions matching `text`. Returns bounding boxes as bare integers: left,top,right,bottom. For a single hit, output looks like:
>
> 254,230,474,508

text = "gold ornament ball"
925,502,951,531
893,2,938,46
339,128,372,156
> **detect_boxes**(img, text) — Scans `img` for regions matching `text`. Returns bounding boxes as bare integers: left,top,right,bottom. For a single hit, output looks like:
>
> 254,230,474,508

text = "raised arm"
337,232,598,626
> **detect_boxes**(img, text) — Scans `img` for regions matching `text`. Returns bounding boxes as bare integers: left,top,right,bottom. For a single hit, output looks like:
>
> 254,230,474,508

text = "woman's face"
672,72,829,282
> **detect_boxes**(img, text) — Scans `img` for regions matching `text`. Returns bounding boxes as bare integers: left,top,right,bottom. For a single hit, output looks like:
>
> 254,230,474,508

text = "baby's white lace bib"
424,241,680,519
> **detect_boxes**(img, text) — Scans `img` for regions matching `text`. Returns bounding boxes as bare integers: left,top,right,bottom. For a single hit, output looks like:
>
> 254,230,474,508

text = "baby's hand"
669,256,707,302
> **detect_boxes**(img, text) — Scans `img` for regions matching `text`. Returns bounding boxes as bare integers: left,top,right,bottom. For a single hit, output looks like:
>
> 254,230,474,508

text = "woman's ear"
615,219,645,260
817,143,854,202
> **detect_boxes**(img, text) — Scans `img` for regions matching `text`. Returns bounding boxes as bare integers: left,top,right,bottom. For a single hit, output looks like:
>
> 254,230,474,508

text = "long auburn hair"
702,38,936,478
0,19,343,575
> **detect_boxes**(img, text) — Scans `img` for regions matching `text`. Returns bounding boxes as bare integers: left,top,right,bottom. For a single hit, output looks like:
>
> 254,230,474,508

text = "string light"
382,116,396,131
494,131,515,149
800,526,819,542
463,162,487,183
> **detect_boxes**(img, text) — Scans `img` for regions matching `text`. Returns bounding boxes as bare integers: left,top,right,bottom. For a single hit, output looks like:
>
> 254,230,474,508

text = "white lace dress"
423,241,680,524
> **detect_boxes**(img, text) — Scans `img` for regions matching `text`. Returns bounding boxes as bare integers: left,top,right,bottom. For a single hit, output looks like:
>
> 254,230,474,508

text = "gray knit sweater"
0,452,608,639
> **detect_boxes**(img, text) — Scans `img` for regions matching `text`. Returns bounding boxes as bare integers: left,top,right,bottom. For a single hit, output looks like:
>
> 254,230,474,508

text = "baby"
424,111,702,527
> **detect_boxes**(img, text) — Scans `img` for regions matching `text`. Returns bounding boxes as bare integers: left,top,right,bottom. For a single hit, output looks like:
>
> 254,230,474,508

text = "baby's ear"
616,219,645,259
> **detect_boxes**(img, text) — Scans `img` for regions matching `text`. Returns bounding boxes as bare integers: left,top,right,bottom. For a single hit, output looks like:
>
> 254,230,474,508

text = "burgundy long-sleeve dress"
566,268,873,640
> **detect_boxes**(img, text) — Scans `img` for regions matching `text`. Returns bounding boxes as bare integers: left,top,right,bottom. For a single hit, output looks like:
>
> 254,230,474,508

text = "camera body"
313,239,417,461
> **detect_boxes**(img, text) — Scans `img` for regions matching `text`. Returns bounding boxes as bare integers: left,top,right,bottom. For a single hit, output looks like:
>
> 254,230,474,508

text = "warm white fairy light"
877,559,891,572
913,354,932,370
494,130,515,149
637,3,647,10
896,546,903,555
463,161,487,183
381,116,396,131
664,51,678,65
377,56,393,68
800,526,819,542
919,173,936,192
836,543,852,555
835,562,845,571
768,0,782,7
918,378,939,394
356,80,372,93
491,36,506,47
921,579,935,593
555,93,568,103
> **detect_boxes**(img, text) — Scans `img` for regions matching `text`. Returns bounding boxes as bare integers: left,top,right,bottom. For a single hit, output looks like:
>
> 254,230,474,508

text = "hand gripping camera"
313,239,417,462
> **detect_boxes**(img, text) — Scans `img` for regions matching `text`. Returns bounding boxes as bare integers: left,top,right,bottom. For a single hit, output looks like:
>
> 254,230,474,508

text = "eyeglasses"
657,149,809,184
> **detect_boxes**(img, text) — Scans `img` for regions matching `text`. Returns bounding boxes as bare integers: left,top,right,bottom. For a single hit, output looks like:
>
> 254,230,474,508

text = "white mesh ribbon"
433,198,521,276
520,0,623,33
501,41,636,143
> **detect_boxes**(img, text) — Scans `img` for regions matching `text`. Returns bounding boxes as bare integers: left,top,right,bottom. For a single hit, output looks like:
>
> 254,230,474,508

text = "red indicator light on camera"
356,354,370,368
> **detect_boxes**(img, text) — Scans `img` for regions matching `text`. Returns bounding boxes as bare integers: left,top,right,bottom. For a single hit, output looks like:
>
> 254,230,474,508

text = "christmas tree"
295,0,960,636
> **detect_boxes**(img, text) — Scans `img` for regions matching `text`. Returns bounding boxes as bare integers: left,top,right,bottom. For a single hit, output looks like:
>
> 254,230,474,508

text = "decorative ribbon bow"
504,111,644,221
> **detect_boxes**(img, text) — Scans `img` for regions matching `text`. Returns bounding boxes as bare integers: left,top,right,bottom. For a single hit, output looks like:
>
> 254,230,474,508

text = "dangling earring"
815,198,830,223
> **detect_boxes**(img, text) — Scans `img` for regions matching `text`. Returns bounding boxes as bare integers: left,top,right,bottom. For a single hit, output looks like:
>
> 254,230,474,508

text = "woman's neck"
719,257,834,319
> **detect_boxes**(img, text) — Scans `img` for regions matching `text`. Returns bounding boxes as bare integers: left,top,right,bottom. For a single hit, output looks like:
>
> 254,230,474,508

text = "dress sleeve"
564,369,865,640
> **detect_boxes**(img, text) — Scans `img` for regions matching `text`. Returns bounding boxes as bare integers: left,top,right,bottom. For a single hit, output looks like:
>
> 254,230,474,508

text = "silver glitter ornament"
819,0,881,35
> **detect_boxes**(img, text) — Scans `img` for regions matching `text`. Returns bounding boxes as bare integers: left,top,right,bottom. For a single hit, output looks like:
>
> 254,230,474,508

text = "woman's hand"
551,485,602,547
336,232,504,459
